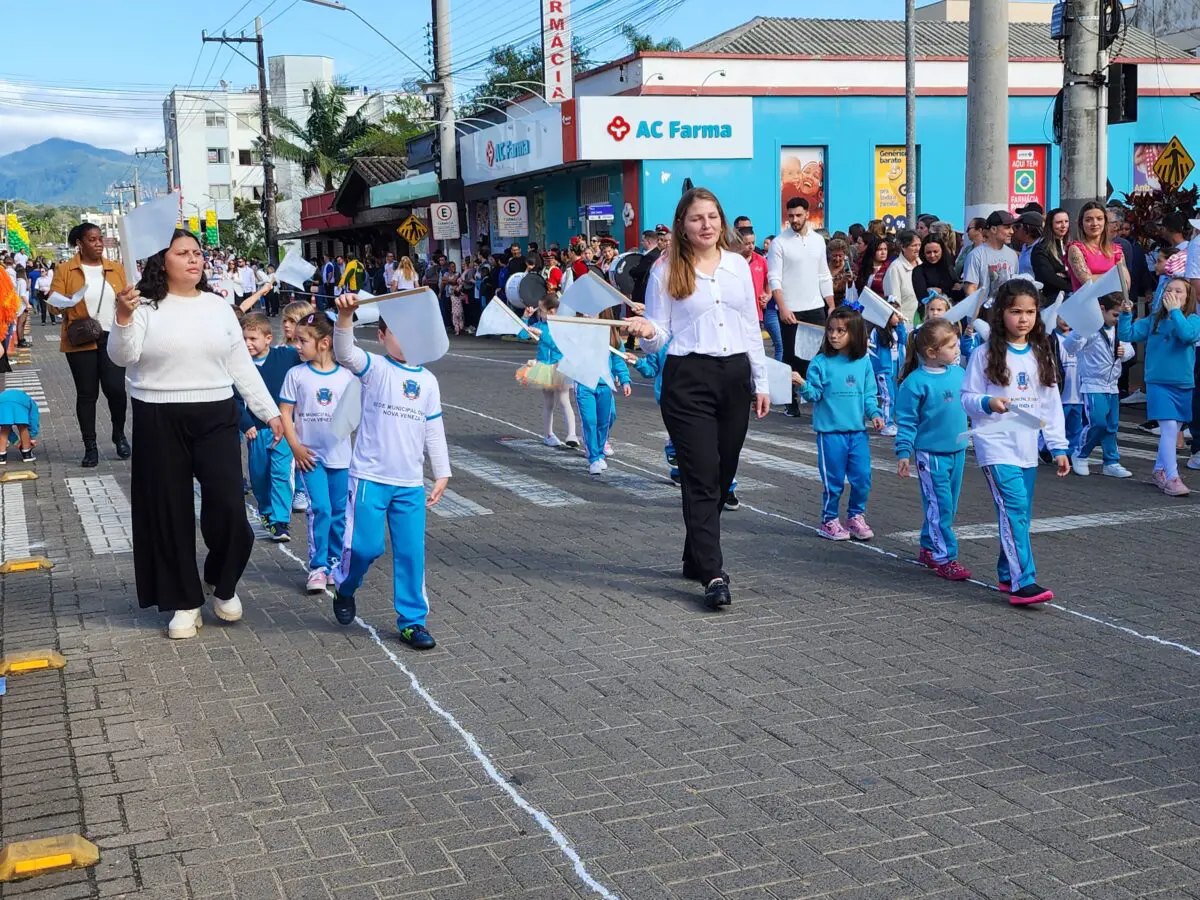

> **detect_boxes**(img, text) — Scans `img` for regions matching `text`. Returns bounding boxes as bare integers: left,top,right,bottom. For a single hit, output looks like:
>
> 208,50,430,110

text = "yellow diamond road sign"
397,215,428,245
1152,135,1194,192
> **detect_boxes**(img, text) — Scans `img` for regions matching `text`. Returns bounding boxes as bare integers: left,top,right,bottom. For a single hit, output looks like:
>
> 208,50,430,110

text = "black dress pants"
660,353,752,583
65,334,127,443
131,398,253,611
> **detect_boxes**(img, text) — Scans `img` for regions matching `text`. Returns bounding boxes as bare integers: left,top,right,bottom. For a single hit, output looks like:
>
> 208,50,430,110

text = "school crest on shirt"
403,379,421,400
942,389,954,403
315,387,334,407
845,374,857,387
1016,371,1030,392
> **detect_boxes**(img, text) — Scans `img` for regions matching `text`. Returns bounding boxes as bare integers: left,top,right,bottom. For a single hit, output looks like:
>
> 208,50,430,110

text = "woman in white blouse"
109,229,283,640
623,188,769,610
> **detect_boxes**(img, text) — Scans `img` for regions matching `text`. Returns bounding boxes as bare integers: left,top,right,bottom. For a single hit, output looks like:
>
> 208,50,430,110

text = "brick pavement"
0,328,1198,899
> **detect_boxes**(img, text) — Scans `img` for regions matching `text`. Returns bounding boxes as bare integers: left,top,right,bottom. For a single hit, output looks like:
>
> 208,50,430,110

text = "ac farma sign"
577,96,753,160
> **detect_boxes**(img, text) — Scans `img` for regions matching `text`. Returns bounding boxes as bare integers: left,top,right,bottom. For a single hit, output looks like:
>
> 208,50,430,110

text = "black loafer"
113,434,131,459
332,592,356,625
704,577,732,610
683,561,729,584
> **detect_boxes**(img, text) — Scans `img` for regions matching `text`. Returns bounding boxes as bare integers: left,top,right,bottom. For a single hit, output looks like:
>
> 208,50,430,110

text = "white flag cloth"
330,377,362,441
1040,292,1065,332
475,299,527,338
857,286,895,329
275,251,316,290
560,272,628,316
45,285,87,310
942,292,985,325
119,191,181,284
794,323,824,360
374,288,448,366
765,357,794,404
966,404,1044,440
1060,266,1120,335
553,317,614,390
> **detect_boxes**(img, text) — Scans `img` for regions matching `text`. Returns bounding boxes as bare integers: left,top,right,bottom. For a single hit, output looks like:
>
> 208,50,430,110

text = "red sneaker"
935,560,972,581
917,548,938,568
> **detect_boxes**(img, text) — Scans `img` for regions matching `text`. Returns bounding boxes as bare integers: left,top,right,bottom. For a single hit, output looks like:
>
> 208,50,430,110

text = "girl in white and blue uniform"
279,313,355,594
795,307,885,541
1050,318,1084,460
893,319,971,581
962,279,1069,606
576,309,632,476
867,302,907,436
1118,276,1200,496
1064,294,1134,478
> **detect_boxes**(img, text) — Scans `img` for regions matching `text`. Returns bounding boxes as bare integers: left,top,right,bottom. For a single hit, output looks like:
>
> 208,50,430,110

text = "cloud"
0,81,164,155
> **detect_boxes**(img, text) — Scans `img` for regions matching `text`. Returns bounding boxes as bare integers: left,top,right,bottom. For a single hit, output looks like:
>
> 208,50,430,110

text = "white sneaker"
543,434,563,448
588,461,604,475
1071,455,1090,476
1187,452,1200,470
599,459,608,471
1120,390,1146,405
292,492,309,512
880,424,898,437
603,442,614,457
168,608,203,639
306,569,327,594
210,592,243,622
1102,463,1133,478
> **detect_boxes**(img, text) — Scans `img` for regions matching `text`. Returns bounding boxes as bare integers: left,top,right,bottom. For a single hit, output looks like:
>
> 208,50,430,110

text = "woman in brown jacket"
51,223,130,467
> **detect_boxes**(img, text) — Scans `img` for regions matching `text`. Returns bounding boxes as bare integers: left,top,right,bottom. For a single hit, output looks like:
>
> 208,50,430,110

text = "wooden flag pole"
348,287,428,306
544,315,625,327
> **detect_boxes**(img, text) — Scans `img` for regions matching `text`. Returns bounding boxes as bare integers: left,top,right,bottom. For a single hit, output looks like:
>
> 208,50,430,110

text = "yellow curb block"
0,556,53,574
0,649,66,675
0,835,98,881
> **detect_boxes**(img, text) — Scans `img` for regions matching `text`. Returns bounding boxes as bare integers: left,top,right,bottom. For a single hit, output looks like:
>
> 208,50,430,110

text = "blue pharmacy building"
455,4,1200,252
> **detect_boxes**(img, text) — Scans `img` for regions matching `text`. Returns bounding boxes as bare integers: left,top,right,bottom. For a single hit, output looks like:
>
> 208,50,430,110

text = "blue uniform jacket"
632,345,669,404
238,345,301,432
798,352,882,432
868,323,908,379
1118,309,1200,388
893,365,968,458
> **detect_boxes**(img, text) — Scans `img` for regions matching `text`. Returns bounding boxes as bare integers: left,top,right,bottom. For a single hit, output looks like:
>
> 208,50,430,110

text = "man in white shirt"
13,251,27,268
767,196,833,415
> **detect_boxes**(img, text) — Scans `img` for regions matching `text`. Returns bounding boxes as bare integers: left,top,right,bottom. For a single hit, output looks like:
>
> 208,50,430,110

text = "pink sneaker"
917,548,938,568
819,519,851,541
1151,468,1168,490
935,560,972,581
1163,475,1191,497
327,571,337,588
306,569,327,595
845,514,874,541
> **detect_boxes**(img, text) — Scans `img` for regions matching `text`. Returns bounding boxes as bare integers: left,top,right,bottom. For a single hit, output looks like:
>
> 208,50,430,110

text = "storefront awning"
371,172,440,208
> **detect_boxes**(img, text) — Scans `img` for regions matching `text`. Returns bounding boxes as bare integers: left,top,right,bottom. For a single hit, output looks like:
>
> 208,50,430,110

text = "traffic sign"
1152,135,1194,192
430,202,459,241
397,215,428,245
496,196,528,238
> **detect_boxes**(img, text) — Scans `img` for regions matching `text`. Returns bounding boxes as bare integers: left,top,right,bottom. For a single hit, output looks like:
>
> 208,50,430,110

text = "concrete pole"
1061,0,1101,220
964,0,1010,223
905,0,917,225
433,0,461,265
256,17,280,267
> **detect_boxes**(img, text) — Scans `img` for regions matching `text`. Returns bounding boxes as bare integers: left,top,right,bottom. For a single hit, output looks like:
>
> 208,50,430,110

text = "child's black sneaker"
20,448,34,463
398,623,436,650
1009,583,1054,605
270,522,290,543
332,592,356,625
669,472,681,485
723,492,740,511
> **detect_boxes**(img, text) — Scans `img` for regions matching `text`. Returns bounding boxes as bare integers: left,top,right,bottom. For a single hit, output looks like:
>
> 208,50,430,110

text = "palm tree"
270,81,373,192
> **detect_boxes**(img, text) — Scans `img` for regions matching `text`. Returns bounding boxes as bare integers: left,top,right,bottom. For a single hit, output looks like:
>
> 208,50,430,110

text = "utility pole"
904,0,917,225
964,0,1009,222
431,0,460,265
133,167,141,208
202,18,280,266
1061,0,1104,217
135,147,173,194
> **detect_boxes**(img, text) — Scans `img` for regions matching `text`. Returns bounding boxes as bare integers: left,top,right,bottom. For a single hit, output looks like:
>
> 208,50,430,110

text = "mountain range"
0,138,168,208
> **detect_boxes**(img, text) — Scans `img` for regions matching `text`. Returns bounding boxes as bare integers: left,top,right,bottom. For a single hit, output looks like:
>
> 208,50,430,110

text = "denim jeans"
762,300,784,362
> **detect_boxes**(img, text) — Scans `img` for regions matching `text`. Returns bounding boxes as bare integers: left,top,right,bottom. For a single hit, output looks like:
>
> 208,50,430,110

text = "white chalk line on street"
444,350,654,389
448,403,1200,662
257,522,619,900
888,505,1200,542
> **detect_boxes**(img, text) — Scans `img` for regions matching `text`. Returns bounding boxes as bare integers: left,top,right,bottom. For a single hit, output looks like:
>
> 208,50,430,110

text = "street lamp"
302,0,429,79
697,69,727,95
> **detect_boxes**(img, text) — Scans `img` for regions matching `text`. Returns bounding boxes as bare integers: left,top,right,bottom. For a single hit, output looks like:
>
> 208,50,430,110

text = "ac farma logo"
606,114,734,142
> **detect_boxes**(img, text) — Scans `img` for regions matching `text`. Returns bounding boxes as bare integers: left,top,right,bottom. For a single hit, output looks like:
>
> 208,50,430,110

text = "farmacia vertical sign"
542,0,573,102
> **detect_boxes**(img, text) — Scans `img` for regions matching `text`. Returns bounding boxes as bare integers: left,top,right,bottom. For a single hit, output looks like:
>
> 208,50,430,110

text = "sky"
0,0,904,158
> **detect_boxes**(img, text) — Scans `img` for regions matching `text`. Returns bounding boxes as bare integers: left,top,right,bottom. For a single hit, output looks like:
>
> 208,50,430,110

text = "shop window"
207,147,228,164
205,112,226,128
238,149,262,166
580,175,610,206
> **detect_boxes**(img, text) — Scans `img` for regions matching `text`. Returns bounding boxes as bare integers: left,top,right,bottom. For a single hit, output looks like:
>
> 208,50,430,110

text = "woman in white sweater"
109,230,283,640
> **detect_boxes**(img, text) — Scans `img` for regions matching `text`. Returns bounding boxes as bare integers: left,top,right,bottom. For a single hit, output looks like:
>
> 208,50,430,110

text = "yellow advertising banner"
873,146,908,223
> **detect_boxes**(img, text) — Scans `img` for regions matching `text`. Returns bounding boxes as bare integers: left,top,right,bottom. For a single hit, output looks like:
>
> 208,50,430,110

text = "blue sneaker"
332,592,356,625
397,623,436,650
269,522,290,543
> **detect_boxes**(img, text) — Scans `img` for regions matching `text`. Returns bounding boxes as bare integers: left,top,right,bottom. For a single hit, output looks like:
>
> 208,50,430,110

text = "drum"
609,251,644,297
517,271,549,309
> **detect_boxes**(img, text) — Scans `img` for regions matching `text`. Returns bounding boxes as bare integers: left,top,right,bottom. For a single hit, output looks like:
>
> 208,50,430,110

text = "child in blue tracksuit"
1067,294,1134,478
867,303,907,437
331,296,451,650
519,294,580,448
279,313,355,595
961,279,1069,606
893,319,971,581
795,307,884,541
0,388,39,464
1050,319,1084,459
576,318,631,476
1118,276,1200,496
240,314,301,541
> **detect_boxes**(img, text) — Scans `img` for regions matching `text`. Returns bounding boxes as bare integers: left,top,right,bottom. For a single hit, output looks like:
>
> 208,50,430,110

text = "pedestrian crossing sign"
397,215,429,245
1152,136,1194,192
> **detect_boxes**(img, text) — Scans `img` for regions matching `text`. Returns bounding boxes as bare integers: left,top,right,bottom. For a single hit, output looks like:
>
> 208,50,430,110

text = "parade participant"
1118,277,1200,496
517,293,580,449
279,313,355,593
1050,318,1085,462
52,222,130,466
867,298,907,436
0,388,39,464
331,294,450,650
961,279,1070,605
1069,294,1134,478
574,309,632,476
621,187,769,611
281,300,315,347
793,307,885,541
894,318,971,580
107,229,282,639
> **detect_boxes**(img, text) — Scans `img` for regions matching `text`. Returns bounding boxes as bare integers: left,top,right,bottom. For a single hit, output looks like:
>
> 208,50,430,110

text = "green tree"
463,39,592,115
228,198,266,260
620,24,682,52
348,94,432,158
270,81,373,191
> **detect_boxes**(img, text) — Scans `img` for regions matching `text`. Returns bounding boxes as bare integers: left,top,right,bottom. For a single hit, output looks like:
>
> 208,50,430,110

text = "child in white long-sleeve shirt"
1066,294,1134,478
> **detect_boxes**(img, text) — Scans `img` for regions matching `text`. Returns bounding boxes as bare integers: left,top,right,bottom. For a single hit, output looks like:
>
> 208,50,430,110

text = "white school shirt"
279,363,355,469
640,250,769,395
961,343,1068,468
332,327,451,487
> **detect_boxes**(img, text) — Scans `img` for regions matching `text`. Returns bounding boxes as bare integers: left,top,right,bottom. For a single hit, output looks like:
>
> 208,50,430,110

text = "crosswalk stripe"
0,483,30,562
887,505,1200,542
43,334,58,343
448,445,587,508
2,369,49,412
744,432,916,478
654,430,822,482
427,479,494,519
66,475,133,554
500,438,678,498
612,441,775,491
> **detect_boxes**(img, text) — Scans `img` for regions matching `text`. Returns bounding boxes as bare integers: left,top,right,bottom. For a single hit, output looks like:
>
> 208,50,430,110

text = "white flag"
374,288,449,366
119,191,182,284
857,286,896,329
765,357,794,404
475,299,527,338
942,292,985,325
560,272,628,316
1040,292,1065,332
275,251,316,290
553,318,614,390
794,323,824,360
1060,267,1119,335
